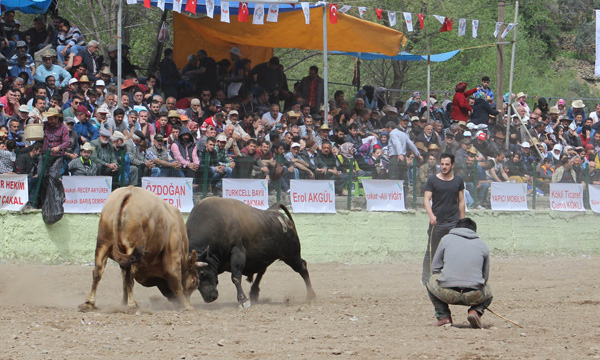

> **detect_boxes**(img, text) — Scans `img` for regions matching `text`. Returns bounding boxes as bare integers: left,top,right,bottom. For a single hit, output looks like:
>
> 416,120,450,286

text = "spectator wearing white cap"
285,142,314,179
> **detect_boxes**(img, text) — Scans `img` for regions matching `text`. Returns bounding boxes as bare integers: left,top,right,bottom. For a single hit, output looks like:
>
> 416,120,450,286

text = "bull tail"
112,190,146,269
270,203,294,224
113,245,146,269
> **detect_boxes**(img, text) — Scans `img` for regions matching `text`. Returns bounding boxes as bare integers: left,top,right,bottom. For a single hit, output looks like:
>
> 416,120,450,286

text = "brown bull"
79,186,206,311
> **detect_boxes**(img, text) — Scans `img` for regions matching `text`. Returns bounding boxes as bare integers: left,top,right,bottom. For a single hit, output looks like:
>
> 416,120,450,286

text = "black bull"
186,197,316,308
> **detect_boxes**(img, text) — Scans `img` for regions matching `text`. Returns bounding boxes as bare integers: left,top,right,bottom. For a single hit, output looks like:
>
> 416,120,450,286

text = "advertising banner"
142,177,194,212
222,179,269,209
290,180,336,213
490,182,528,211
63,176,112,213
362,179,406,212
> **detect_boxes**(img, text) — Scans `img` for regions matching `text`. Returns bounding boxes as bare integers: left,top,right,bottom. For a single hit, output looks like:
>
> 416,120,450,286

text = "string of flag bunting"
128,0,516,39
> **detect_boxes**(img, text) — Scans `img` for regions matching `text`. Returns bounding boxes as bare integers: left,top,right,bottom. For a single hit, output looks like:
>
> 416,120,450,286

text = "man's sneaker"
435,317,452,327
476,205,486,210
467,310,483,329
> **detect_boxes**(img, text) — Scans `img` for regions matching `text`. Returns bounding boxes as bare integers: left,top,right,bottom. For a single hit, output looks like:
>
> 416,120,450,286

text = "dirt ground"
1,257,599,360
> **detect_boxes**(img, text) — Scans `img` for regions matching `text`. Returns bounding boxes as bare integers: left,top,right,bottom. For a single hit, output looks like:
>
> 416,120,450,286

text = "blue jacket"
74,121,99,143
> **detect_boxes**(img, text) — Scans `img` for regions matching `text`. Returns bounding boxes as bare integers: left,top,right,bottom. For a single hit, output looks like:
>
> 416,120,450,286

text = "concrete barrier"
0,209,598,264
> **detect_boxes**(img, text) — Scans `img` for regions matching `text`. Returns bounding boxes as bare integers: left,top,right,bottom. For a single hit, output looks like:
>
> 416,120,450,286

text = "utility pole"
496,0,505,105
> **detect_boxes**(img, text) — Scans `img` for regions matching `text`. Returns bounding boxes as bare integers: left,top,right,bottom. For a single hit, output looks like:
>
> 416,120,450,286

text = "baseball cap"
111,131,125,141
476,131,487,141
95,80,105,87
18,104,29,113
291,142,301,148
76,105,91,116
521,142,530,148
154,134,165,141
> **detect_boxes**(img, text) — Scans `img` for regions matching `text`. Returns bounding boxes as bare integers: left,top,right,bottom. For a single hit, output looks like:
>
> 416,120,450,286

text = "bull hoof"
238,300,251,310
78,302,96,312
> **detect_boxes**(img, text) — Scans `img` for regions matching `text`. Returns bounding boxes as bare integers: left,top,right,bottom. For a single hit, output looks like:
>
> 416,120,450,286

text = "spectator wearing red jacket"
451,82,478,122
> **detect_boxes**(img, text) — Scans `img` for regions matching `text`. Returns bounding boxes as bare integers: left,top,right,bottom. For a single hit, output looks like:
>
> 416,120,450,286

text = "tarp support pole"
426,36,431,121
505,1,519,150
117,0,123,108
322,4,329,115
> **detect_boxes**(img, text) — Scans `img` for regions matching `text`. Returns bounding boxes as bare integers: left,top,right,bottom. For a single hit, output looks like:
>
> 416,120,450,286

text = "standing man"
426,218,492,328
422,153,465,286
299,66,324,114
386,121,421,181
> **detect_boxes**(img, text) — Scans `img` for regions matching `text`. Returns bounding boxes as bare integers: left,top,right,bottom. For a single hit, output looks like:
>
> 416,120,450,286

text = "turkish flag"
144,0,151,8
376,8,383,20
440,17,453,32
184,0,197,13
329,4,338,24
238,2,249,22
418,13,424,29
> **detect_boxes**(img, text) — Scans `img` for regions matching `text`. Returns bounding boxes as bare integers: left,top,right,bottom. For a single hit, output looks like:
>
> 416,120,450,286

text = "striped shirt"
58,25,85,47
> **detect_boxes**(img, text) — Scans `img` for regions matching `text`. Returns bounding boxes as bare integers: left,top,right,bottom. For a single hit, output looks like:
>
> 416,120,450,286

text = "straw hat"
43,108,61,118
81,142,95,152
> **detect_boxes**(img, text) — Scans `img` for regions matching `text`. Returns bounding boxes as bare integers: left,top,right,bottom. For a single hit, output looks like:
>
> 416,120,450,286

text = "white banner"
494,21,502,37
290,180,335,213
589,184,600,213
63,176,112,213
301,2,310,25
501,23,515,39
172,0,182,13
388,11,396,27
222,179,269,210
339,5,351,13
472,19,479,38
458,18,466,37
253,4,265,25
403,12,413,32
267,4,279,22
596,10,600,77
126,0,137,4
362,180,405,212
490,182,528,211
549,183,585,212
206,0,215,18
0,174,28,211
220,1,230,23
358,7,366,19
142,177,194,212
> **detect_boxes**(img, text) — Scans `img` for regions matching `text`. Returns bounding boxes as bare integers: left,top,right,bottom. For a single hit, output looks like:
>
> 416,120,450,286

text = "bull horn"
195,261,208,268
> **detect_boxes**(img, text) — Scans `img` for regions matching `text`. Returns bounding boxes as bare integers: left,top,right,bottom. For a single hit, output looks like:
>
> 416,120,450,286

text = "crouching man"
426,218,492,329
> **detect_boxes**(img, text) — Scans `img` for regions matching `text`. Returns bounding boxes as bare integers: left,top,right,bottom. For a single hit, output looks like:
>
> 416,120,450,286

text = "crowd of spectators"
1,13,600,208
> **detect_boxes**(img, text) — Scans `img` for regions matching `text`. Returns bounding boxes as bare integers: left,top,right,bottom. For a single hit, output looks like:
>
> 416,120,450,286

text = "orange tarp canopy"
173,8,407,68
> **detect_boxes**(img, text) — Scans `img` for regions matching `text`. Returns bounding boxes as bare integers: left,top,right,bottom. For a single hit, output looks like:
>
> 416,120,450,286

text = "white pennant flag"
388,11,397,27
301,2,310,25
358,7,366,19
172,0,182,13
253,4,265,25
157,0,165,10
339,5,351,13
267,4,279,22
403,12,413,32
206,0,215,18
501,23,515,39
433,15,445,24
221,1,230,23
472,19,479,38
494,22,502,38
596,10,600,77
126,0,136,4
458,18,466,37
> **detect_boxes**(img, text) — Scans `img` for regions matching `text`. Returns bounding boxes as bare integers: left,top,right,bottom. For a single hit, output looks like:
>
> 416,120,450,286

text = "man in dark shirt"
315,141,349,195
158,48,180,99
23,17,50,53
422,153,465,286
249,57,284,104
15,142,42,199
